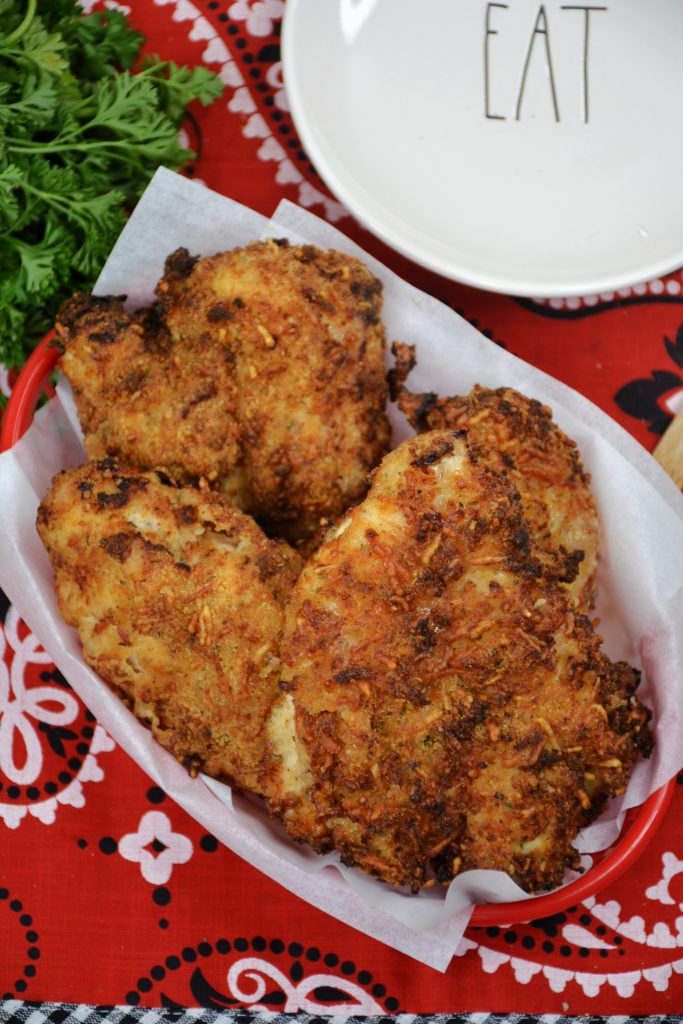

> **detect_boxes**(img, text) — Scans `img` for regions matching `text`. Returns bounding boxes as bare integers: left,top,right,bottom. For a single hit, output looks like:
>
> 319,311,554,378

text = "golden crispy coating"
56,293,243,495
37,459,302,795
390,342,599,610
264,430,651,893
55,240,391,543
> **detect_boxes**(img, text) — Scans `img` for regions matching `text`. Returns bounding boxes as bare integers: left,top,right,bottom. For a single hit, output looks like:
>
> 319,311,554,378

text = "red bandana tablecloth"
2,0,683,1016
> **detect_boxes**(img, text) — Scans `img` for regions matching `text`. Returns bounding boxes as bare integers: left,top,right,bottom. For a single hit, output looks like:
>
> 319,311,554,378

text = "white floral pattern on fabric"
227,0,284,37
226,957,385,1015
266,62,288,112
0,607,78,786
646,852,683,908
153,0,346,220
454,885,683,999
118,810,193,884
0,605,115,829
531,269,683,311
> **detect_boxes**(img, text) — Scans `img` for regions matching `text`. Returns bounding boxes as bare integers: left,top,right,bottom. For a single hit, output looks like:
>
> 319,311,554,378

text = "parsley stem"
18,179,77,216
8,138,145,155
4,0,37,46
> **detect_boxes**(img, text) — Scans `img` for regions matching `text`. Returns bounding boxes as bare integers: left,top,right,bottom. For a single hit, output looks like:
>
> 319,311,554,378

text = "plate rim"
281,0,683,298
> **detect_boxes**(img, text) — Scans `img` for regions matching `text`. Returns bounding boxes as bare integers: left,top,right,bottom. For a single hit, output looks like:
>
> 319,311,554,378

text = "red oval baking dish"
1,331,675,927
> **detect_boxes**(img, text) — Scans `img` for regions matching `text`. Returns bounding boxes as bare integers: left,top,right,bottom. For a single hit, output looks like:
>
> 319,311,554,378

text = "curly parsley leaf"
140,58,225,125
62,9,144,77
0,0,223,370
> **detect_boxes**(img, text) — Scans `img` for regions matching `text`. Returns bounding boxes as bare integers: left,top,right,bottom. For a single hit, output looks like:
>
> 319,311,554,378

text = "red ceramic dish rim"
1,331,676,926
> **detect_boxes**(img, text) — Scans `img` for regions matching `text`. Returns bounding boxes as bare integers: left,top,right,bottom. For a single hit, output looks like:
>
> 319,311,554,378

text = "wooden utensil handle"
654,407,683,489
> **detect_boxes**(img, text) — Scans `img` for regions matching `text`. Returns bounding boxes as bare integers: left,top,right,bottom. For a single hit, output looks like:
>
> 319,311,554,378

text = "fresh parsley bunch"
0,0,223,370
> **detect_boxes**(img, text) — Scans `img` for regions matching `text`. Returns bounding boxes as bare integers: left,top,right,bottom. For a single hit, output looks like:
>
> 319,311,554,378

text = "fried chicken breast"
390,342,599,610
55,240,391,544
37,459,302,795
265,430,651,893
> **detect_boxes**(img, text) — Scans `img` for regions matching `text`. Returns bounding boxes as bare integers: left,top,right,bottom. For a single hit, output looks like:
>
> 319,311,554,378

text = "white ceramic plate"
282,0,683,297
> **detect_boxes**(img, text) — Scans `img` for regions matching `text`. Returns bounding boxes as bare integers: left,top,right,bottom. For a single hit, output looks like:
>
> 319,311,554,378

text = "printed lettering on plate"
484,3,608,123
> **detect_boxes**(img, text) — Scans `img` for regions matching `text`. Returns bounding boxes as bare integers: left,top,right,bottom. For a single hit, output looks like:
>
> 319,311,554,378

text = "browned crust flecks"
37,459,302,797
55,241,392,544
264,430,651,894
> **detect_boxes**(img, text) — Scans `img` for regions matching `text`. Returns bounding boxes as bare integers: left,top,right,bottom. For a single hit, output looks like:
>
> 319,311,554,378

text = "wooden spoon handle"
654,408,683,489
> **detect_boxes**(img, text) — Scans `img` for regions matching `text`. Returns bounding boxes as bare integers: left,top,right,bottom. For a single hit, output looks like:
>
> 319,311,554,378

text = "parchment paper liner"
1,168,682,971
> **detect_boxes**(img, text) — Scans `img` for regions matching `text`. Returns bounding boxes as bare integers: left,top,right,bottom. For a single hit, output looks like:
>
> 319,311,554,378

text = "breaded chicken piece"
390,342,599,610
56,294,244,497
55,240,391,544
37,459,302,795
265,431,650,893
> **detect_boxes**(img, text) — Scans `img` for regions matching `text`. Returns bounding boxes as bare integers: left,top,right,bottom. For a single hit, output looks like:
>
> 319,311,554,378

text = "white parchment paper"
1,167,683,971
